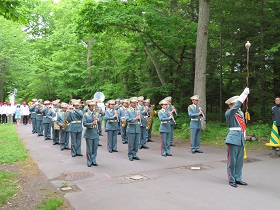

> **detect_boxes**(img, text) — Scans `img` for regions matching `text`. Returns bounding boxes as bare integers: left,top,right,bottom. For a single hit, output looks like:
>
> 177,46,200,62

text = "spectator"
6,102,14,125
15,104,21,124
21,101,30,125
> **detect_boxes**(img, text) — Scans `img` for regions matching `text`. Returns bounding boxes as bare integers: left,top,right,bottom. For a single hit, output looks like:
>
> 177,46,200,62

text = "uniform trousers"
60,130,69,150
127,133,139,158
31,118,37,133
121,125,128,143
139,126,147,147
161,132,171,156
43,123,51,140
107,130,117,151
70,132,82,156
36,120,44,136
52,122,60,144
190,128,201,152
170,124,174,143
227,144,244,183
86,138,99,166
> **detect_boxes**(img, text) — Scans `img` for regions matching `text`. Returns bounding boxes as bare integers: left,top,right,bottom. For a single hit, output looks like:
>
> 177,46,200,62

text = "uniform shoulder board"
188,105,193,110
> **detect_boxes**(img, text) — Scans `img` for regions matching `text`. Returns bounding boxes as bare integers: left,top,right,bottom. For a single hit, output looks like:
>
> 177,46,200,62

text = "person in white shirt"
6,102,15,125
21,101,30,125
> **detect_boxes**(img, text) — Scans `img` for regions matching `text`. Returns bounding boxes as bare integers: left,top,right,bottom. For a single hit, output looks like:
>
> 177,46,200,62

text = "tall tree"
194,0,210,129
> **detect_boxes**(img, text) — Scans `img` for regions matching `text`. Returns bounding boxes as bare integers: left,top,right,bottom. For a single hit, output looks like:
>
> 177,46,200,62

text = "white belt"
191,119,200,121
37,114,43,116
229,127,241,131
143,116,148,118
32,112,36,114
161,121,170,124
128,122,139,124
71,121,81,123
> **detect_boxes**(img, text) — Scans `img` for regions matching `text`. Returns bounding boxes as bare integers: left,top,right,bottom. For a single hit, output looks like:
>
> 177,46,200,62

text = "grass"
0,124,27,164
0,171,17,206
29,197,64,210
0,124,64,209
152,114,272,151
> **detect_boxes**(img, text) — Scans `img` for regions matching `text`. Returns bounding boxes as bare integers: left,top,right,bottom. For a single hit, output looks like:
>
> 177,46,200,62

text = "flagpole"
245,41,251,123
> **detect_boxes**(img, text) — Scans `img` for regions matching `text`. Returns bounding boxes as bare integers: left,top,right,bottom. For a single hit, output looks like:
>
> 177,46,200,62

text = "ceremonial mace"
245,41,251,123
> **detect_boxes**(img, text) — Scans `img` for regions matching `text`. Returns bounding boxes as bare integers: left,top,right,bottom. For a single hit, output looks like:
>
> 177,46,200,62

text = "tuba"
94,92,105,112
146,105,155,130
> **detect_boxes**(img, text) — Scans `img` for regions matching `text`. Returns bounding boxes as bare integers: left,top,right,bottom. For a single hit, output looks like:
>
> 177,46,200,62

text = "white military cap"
44,100,50,105
144,99,150,103
73,100,80,106
52,100,59,105
61,103,68,108
190,95,199,100
108,100,116,105
130,97,138,103
225,96,239,105
165,96,172,101
159,99,168,105
138,96,144,101
32,98,37,102
115,98,120,102
88,100,96,106
123,99,129,103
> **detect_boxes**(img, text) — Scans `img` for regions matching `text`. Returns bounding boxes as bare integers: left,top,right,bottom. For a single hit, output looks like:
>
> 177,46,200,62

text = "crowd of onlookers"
0,101,30,125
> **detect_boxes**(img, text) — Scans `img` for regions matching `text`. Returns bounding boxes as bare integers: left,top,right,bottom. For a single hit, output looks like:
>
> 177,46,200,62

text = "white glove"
243,87,250,95
238,87,250,103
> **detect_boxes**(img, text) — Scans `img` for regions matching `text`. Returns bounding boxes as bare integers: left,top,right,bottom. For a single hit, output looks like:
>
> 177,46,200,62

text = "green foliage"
0,125,27,164
0,0,28,24
0,171,17,207
29,196,64,210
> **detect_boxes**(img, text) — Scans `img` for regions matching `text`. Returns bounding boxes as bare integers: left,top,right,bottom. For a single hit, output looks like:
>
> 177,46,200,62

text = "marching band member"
188,95,203,154
51,100,60,145
35,99,44,136
67,100,84,157
118,99,129,144
225,87,249,188
57,103,70,151
125,97,141,161
29,99,38,133
104,100,119,153
137,96,149,149
166,96,176,146
83,100,100,167
114,98,121,135
42,100,52,140
145,99,154,142
158,99,173,157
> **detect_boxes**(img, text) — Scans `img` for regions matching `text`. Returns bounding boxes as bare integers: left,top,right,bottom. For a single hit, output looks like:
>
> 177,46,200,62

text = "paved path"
16,124,280,210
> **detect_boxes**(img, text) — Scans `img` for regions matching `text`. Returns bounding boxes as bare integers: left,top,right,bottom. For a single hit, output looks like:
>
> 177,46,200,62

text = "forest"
1,0,280,123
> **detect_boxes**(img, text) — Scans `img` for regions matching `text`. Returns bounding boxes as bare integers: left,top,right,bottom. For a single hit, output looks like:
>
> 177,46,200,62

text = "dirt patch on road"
0,157,74,210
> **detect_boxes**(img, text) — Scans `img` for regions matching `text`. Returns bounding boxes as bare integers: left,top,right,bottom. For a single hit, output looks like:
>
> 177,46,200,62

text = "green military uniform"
57,104,70,151
83,107,99,167
67,103,83,157
225,88,249,188
29,99,37,133
35,103,44,136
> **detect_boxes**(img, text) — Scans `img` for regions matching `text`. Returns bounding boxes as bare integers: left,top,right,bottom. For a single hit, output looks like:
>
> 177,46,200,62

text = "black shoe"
170,143,176,146
109,150,113,153
88,165,92,167
118,132,121,135
92,163,98,166
162,154,167,157
196,150,203,153
60,148,64,151
72,155,76,157
133,157,140,160
236,181,248,185
65,148,70,150
192,151,196,154
99,134,103,136
142,146,149,149
147,139,154,142
167,154,173,156
122,142,128,144
113,149,118,152
76,154,83,156
229,182,238,188
139,146,143,149
98,144,102,146
129,157,133,161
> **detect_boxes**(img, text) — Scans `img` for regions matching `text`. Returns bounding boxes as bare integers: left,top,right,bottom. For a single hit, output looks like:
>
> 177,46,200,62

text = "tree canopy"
1,0,280,122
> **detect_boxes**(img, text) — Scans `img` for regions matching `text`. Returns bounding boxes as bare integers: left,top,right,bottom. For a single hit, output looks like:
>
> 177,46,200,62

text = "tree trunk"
0,61,7,102
194,0,210,130
86,37,94,79
143,43,165,85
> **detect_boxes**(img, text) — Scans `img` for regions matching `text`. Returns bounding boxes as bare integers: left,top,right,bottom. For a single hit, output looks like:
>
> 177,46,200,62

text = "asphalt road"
17,124,280,210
